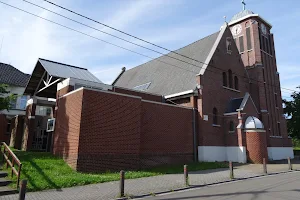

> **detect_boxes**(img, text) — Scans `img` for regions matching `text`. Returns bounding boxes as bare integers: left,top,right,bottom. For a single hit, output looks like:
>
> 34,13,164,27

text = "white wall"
198,146,247,163
268,147,294,160
0,85,29,118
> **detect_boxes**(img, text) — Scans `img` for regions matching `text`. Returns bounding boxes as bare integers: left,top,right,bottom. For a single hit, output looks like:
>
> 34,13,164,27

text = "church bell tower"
228,0,288,139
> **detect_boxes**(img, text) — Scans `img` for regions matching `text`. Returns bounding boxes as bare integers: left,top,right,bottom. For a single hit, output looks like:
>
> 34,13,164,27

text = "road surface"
144,171,300,200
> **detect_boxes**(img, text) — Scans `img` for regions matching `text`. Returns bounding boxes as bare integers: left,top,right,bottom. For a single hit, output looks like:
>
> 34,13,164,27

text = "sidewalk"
1,162,299,200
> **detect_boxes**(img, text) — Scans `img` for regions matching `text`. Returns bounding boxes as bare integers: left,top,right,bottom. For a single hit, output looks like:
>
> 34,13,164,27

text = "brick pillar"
22,103,36,151
246,130,268,164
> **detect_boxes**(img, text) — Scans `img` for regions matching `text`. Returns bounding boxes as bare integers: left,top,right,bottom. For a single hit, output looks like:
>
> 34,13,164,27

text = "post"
262,158,267,174
19,180,27,200
184,165,189,186
229,161,234,179
288,157,292,171
119,170,125,198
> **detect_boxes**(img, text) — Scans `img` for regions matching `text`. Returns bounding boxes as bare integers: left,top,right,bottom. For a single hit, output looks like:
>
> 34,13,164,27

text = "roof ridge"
124,30,220,73
38,58,88,70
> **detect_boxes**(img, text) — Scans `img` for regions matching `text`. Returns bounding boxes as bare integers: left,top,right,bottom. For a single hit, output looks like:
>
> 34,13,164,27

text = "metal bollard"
229,161,234,179
184,165,189,187
288,157,292,171
119,170,125,198
263,158,267,174
19,180,27,200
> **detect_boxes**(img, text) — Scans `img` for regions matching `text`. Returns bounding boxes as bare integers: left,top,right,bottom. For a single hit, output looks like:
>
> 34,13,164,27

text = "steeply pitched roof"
38,58,101,83
0,63,30,87
114,31,220,96
24,58,101,97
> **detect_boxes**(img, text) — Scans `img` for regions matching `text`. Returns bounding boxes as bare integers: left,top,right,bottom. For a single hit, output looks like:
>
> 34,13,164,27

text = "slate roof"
0,63,30,87
115,31,220,96
230,10,254,23
225,98,244,113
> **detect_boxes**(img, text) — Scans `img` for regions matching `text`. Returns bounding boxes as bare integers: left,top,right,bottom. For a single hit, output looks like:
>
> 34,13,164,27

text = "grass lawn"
3,149,228,192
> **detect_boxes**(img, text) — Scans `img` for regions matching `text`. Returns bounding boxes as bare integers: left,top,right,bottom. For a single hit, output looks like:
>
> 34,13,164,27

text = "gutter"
164,89,196,99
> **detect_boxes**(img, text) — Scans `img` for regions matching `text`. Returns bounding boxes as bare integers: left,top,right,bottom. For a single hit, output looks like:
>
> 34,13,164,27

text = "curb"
118,170,300,200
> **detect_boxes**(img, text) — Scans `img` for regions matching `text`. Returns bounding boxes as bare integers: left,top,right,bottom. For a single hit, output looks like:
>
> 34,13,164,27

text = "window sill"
228,131,235,134
223,86,240,93
212,124,221,127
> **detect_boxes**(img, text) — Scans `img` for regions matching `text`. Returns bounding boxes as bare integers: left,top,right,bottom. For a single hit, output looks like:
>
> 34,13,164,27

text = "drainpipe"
192,107,198,162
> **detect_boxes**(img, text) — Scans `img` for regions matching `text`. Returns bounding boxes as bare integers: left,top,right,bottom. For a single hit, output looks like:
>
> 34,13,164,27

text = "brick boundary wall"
53,89,84,170
53,88,194,172
140,100,194,168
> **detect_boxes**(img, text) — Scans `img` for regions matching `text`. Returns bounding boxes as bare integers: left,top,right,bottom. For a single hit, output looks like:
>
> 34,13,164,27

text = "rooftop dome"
244,116,264,129
230,9,255,23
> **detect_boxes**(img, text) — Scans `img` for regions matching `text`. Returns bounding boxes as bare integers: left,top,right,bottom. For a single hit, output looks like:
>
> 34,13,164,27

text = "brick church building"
5,6,293,172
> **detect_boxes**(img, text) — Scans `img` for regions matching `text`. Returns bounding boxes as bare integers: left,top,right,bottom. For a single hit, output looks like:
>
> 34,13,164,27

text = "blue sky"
0,0,299,99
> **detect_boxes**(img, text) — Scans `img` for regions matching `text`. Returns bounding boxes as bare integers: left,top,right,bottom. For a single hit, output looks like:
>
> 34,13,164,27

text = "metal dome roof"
245,116,264,129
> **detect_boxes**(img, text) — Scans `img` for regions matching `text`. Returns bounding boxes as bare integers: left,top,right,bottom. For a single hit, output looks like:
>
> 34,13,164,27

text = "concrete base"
268,147,294,160
198,146,246,163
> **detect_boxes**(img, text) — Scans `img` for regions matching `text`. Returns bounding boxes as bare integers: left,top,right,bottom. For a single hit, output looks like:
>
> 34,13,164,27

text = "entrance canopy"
24,58,101,98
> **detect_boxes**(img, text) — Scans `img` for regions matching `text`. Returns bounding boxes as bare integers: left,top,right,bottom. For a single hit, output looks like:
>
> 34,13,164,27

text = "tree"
283,86,300,139
0,84,16,111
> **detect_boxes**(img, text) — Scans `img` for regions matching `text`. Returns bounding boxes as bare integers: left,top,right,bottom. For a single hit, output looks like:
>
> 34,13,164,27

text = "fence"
9,157,300,200
0,142,22,188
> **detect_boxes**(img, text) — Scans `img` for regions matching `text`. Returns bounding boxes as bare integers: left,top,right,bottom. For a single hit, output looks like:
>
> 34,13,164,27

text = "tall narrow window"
278,123,281,136
223,72,227,87
239,36,244,53
229,121,235,132
226,37,232,54
234,76,239,90
213,107,218,125
228,70,233,88
246,27,252,50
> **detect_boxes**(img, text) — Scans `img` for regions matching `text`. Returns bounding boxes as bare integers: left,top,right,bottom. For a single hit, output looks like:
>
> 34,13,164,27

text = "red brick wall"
22,103,36,151
113,86,163,102
140,101,194,167
0,114,9,143
198,27,250,147
57,85,74,98
77,89,142,172
246,131,268,164
53,89,84,169
54,88,194,172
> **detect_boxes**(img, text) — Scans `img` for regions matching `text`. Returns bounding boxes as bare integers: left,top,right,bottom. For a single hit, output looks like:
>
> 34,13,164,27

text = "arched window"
213,107,218,125
229,121,235,132
222,72,227,86
234,76,239,90
228,70,233,88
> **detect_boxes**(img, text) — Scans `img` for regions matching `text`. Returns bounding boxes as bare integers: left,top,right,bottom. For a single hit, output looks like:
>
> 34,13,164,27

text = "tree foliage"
0,84,16,111
283,86,300,139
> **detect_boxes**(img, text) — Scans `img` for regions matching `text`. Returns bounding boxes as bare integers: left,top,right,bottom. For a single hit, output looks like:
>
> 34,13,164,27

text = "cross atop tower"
242,0,246,10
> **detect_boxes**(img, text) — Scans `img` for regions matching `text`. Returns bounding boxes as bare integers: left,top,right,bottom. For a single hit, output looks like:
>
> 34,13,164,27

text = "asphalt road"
144,171,300,200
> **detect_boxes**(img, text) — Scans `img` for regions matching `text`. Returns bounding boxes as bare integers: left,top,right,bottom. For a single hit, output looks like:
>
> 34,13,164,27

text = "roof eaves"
198,23,227,75
228,14,272,28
